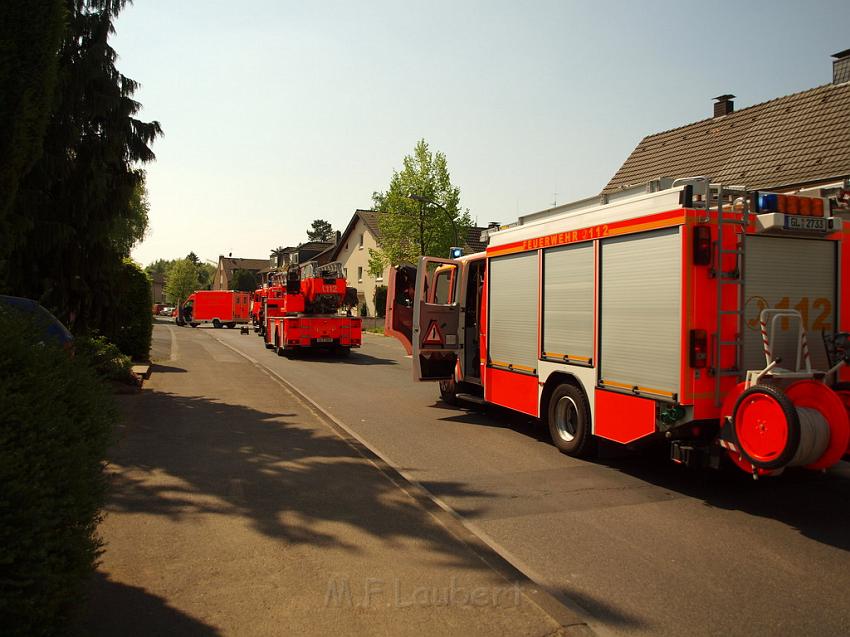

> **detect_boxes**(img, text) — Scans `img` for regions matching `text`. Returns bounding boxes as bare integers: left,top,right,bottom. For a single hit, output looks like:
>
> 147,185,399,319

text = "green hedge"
0,310,117,636
100,258,152,360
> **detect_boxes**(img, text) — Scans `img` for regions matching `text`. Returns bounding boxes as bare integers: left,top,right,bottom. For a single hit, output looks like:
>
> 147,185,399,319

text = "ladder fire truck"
260,261,362,356
386,177,850,476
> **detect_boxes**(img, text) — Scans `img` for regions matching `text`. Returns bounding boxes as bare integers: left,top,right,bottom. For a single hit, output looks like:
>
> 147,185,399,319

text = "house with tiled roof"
603,49,850,207
213,256,270,290
328,210,387,316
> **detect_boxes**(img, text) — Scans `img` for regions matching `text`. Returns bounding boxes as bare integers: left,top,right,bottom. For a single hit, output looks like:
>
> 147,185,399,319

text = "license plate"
316,337,333,343
784,215,827,232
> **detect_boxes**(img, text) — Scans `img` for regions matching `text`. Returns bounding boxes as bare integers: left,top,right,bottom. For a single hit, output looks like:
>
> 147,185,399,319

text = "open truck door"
412,256,462,381
385,264,417,355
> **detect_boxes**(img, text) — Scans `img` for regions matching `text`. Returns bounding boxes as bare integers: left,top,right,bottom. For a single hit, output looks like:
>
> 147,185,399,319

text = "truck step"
456,393,486,405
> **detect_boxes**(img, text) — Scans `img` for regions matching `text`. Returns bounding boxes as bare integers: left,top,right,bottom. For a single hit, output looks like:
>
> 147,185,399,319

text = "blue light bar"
758,193,778,213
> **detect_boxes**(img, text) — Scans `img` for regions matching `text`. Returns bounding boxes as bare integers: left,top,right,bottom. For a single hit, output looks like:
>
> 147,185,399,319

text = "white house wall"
335,217,390,316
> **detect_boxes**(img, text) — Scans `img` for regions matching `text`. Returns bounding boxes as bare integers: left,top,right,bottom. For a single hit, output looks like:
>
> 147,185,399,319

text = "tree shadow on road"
99,375,642,631
107,389,497,564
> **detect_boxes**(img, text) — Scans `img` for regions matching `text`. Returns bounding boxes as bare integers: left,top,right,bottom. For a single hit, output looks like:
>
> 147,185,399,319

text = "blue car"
0,295,74,349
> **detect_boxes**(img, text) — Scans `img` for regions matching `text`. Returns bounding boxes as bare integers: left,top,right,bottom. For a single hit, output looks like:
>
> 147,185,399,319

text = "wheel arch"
540,372,589,421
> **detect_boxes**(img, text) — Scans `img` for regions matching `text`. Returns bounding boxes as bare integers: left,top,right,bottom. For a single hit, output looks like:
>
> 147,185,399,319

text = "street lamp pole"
406,193,460,250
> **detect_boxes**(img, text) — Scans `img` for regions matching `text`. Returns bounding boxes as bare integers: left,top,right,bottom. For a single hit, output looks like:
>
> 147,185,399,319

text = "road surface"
179,322,850,636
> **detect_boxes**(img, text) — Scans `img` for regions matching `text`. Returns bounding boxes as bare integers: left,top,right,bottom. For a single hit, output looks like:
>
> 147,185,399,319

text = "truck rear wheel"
547,383,595,458
226,322,236,329
213,319,222,329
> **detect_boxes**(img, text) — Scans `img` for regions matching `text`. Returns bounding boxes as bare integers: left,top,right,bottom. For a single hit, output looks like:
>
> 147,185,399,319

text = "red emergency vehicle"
262,261,361,356
181,290,250,328
386,178,850,476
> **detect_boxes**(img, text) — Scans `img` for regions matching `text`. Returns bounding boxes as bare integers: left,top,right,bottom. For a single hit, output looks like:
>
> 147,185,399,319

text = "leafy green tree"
230,268,258,292
307,219,334,242
2,0,162,333
110,176,150,256
197,262,215,290
165,259,199,305
186,251,200,265
368,139,471,275
0,0,65,225
145,258,175,280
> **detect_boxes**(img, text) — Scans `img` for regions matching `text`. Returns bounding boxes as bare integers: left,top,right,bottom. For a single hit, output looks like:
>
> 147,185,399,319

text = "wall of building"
335,218,390,316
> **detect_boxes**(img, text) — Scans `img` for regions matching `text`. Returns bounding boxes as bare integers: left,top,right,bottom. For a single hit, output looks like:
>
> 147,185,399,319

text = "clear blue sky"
113,0,848,266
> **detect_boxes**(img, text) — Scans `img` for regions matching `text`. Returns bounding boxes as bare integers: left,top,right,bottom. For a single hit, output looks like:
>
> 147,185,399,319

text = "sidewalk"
77,324,581,636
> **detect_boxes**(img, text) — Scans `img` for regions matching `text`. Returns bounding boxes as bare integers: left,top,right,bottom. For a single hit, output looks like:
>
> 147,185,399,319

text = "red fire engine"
386,177,850,476
261,261,362,356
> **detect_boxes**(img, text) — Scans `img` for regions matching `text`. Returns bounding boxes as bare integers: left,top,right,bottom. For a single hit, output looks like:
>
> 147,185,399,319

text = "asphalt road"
185,322,850,636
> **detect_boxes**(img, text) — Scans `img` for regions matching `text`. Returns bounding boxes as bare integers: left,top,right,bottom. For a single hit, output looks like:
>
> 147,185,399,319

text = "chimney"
833,49,850,84
713,94,735,118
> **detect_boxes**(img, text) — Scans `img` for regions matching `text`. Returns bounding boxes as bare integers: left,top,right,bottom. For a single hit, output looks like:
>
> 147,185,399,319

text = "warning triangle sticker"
422,320,444,346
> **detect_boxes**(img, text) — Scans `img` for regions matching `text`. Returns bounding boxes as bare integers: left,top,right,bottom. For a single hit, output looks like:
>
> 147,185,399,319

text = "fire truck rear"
386,177,850,477
262,261,361,356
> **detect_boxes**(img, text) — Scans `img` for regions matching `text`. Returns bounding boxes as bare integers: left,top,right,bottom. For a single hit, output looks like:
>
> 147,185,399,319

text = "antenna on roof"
552,193,558,207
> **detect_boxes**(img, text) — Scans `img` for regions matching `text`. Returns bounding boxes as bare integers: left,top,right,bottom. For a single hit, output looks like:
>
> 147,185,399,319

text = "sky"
113,0,849,266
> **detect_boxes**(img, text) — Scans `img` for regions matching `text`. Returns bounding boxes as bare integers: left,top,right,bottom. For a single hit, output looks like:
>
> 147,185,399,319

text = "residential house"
269,241,335,271
213,256,270,290
329,210,387,316
150,273,166,304
602,49,850,210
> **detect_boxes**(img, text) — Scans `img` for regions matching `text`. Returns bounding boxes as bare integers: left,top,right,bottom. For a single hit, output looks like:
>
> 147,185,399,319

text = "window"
357,266,363,283
376,270,384,283
343,267,348,278
359,233,364,249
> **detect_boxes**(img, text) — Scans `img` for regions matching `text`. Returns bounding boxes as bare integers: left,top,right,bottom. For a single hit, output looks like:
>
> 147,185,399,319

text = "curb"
209,331,597,635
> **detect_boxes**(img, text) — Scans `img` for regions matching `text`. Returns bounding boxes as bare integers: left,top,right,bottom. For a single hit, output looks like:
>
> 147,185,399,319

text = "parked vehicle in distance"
180,290,250,328
159,306,174,316
0,295,74,351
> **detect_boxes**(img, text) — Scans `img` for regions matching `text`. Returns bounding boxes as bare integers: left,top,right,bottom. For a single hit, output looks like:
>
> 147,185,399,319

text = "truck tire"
190,322,199,328
439,379,458,405
547,383,595,458
213,319,222,329
226,322,236,329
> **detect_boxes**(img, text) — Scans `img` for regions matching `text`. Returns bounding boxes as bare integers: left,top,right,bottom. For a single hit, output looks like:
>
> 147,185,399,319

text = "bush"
373,285,387,318
75,334,136,384
0,310,117,636
359,302,368,317
101,258,152,360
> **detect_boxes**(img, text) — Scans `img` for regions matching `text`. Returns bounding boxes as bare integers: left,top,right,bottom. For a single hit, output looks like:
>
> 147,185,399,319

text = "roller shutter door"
488,252,539,373
600,228,681,397
743,236,836,372
543,243,594,364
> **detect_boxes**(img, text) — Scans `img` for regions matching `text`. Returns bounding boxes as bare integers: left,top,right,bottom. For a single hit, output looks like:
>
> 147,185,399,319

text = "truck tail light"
693,226,712,266
690,329,707,368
